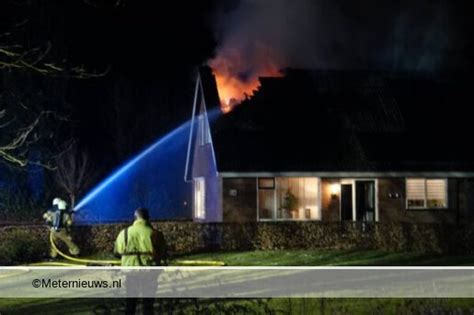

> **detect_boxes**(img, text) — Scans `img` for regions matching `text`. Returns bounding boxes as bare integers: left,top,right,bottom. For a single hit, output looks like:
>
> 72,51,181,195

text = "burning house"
185,67,474,224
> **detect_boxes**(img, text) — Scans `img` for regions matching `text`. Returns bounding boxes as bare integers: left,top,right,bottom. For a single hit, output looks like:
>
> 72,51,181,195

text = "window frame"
405,178,448,210
257,177,321,221
258,178,275,189
194,177,206,220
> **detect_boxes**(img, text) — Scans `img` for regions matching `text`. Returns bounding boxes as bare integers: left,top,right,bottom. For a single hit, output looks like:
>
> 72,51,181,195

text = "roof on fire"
203,68,474,174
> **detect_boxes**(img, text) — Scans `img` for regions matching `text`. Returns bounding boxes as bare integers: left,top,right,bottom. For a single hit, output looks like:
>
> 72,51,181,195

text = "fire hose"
49,231,120,265
47,231,225,267
0,232,225,282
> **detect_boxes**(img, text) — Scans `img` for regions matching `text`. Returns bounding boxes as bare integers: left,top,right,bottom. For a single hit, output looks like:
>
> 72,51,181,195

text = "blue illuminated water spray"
74,121,188,211
74,107,221,220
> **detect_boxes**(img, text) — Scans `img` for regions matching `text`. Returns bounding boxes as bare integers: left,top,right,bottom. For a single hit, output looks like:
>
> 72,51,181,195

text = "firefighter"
43,198,80,258
114,208,168,267
114,208,168,315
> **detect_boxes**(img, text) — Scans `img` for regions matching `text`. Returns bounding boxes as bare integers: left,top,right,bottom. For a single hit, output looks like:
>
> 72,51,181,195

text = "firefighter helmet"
52,198,68,211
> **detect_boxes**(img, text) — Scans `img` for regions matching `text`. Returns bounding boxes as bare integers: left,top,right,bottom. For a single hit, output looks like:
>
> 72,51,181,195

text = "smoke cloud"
208,0,471,109
211,0,468,72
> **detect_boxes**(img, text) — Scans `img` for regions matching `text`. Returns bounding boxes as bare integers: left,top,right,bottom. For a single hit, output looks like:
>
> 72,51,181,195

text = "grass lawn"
39,249,474,266
178,249,474,266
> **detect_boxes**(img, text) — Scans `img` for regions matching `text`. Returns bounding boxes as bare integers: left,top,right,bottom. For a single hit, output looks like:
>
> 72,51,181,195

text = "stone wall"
2,221,472,265
251,222,459,253
76,221,474,255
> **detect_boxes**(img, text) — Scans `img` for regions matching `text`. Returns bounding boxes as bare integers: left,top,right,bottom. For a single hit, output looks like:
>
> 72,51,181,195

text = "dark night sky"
2,0,218,172
1,0,473,177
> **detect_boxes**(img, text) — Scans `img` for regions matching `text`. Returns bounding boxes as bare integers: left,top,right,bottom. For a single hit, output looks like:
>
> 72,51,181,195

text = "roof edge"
219,171,474,178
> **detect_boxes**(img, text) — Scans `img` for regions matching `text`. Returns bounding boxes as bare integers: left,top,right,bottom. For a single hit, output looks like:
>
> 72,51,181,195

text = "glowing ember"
209,46,282,113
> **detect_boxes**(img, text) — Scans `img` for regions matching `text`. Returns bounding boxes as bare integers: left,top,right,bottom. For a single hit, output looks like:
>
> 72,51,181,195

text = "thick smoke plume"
209,0,468,110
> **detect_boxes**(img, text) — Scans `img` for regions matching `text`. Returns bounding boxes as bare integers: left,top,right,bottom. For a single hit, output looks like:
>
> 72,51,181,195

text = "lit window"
194,178,205,219
258,177,321,220
426,179,448,208
406,178,447,209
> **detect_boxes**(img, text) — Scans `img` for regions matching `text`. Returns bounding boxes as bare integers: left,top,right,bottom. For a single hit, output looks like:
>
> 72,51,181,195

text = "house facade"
186,68,474,224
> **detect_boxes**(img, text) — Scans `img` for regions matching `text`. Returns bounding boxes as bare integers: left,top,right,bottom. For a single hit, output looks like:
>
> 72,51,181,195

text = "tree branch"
0,110,56,169
0,41,109,79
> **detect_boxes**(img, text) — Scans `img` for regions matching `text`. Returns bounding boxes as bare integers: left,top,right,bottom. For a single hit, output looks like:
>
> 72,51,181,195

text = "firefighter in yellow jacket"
114,208,168,315
43,198,80,258
114,208,167,267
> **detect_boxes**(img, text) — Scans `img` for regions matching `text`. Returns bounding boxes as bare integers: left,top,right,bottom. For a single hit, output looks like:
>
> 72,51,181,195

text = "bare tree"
0,15,107,78
0,109,58,169
54,142,96,210
0,36,107,79
0,16,107,169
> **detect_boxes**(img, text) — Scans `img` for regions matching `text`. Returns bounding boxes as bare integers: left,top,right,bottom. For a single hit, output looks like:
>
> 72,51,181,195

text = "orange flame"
209,47,282,113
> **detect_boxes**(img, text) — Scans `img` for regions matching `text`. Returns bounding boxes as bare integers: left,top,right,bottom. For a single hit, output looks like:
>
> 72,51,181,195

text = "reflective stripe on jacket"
114,219,159,266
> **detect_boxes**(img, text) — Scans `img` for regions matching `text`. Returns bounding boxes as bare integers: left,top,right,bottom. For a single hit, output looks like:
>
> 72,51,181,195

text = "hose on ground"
49,231,121,265
174,260,226,266
49,231,226,266
0,232,225,282
27,261,86,267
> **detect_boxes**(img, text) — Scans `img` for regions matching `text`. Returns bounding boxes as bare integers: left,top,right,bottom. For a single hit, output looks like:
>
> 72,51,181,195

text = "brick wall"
221,177,467,224
378,178,457,224
222,178,257,222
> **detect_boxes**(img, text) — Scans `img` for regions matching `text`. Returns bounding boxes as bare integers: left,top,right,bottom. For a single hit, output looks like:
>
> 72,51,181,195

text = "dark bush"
0,221,471,264
0,228,48,265
73,221,472,255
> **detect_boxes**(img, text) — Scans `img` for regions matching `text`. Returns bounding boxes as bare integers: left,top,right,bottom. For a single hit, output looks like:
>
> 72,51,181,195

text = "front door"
341,184,353,221
356,181,375,222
